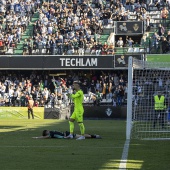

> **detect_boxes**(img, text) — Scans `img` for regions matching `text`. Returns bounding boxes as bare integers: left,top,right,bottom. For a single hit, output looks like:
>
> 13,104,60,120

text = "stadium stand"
1,0,170,56
0,70,127,108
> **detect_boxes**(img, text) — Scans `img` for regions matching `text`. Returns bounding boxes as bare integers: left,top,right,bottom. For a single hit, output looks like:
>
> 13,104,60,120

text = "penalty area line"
119,139,130,170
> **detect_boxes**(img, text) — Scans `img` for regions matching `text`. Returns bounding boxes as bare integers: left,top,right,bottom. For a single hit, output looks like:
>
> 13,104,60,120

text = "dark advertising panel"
44,106,127,119
0,55,114,69
9,56,44,68
116,21,143,34
114,55,142,68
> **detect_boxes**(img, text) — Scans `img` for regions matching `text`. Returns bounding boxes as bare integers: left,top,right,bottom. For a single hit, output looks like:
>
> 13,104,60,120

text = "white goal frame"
126,56,170,140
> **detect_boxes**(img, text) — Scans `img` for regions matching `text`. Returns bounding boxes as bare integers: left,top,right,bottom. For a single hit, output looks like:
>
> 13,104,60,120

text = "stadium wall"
44,106,127,120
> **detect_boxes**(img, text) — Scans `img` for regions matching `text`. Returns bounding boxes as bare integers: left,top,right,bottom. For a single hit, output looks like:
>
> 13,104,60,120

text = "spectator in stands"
117,37,124,47
102,82,107,100
126,36,134,47
155,0,161,10
141,2,147,10
166,30,170,42
166,31,170,51
93,89,102,106
167,0,170,9
101,41,108,55
95,42,103,55
115,85,124,106
133,41,140,47
49,37,56,55
122,11,130,21
151,32,160,50
28,38,33,55
23,39,28,55
78,38,85,56
157,24,165,37
72,38,79,55
134,1,141,11
161,6,169,27
67,40,75,55
107,43,115,55
161,36,169,53
145,16,151,32
90,42,97,55
126,0,135,12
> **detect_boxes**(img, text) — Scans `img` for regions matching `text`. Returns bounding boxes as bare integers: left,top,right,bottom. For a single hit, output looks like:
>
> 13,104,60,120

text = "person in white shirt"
41,25,47,35
47,23,53,34
117,37,124,47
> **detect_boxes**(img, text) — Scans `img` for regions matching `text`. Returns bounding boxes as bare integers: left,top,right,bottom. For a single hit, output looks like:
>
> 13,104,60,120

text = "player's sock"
78,123,85,135
69,121,74,133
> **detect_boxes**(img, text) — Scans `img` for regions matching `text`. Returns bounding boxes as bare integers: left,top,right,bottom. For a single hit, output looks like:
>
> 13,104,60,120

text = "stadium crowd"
0,70,128,108
0,0,36,53
0,0,170,55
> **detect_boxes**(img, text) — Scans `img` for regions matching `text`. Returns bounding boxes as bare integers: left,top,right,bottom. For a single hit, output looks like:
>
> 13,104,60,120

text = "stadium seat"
140,49,144,52
134,48,140,53
5,48,14,54
85,48,91,55
107,99,112,103
42,49,46,54
127,48,134,53
100,99,107,104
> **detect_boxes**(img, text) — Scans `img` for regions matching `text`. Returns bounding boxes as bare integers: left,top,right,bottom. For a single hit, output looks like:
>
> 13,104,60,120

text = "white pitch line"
119,139,130,170
0,145,124,149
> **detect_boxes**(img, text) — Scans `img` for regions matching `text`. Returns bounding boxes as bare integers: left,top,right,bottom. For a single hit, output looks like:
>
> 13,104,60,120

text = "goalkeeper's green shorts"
70,111,84,122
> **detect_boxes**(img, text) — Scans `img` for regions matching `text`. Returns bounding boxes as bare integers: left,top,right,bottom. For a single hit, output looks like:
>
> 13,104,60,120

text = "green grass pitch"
0,119,169,170
146,54,170,62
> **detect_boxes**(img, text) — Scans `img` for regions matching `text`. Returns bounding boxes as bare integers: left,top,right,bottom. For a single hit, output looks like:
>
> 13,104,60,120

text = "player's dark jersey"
49,131,76,139
49,131,65,139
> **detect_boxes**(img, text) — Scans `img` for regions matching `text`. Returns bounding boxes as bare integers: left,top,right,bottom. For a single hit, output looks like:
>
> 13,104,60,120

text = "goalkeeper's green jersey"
71,90,84,111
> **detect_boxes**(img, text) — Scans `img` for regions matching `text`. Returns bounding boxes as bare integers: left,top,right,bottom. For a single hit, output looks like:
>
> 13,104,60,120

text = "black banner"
116,21,143,34
44,107,70,119
0,55,114,69
114,55,142,68
83,106,126,119
44,106,127,119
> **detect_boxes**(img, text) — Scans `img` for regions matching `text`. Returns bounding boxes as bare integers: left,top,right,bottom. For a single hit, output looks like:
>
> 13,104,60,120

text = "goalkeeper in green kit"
65,81,85,140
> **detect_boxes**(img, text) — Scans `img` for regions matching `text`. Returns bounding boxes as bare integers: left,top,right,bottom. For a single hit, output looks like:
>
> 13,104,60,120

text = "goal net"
127,57,170,140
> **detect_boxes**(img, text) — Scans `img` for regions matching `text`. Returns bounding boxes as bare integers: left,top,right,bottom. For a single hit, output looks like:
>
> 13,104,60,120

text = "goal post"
126,57,133,140
127,56,170,140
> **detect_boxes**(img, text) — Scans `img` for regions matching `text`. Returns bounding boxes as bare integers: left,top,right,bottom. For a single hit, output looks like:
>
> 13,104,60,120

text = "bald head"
73,81,80,91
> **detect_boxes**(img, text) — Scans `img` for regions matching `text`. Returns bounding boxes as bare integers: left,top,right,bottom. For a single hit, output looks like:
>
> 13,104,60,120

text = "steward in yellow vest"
154,95,166,110
153,92,166,129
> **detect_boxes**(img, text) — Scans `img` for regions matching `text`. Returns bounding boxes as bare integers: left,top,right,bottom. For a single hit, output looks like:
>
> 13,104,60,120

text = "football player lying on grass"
32,130,102,139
